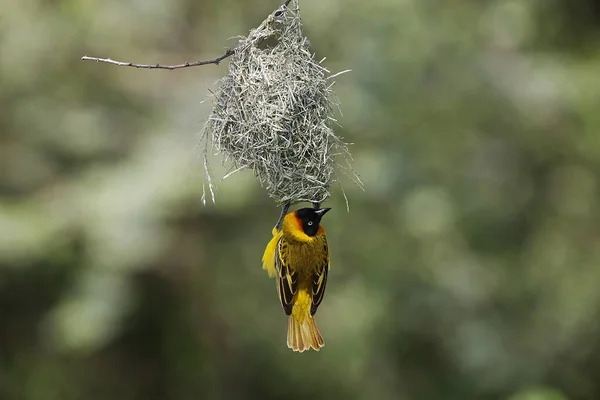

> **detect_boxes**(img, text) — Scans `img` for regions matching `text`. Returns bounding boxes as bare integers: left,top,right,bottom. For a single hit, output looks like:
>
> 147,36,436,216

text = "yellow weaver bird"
262,206,331,352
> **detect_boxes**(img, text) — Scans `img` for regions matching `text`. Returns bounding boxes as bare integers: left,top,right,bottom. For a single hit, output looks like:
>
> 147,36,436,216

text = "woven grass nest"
200,0,361,207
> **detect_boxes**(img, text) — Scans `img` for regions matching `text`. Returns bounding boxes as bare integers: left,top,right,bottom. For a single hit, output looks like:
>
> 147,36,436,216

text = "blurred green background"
2,0,600,399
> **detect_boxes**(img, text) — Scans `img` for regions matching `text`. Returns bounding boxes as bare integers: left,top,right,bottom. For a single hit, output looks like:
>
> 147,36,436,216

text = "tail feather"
287,315,324,352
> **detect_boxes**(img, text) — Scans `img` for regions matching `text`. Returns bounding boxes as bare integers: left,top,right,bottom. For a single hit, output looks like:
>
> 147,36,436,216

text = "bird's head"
293,207,331,237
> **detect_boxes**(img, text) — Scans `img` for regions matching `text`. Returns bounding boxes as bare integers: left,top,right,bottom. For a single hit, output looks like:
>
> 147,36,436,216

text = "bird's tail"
287,314,324,352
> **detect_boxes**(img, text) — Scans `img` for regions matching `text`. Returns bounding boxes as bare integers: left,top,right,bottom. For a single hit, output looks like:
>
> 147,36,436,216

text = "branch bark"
80,50,234,70
80,0,295,70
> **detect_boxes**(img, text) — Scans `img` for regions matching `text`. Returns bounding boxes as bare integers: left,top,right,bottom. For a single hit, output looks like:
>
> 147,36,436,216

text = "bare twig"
80,49,234,70
80,0,295,70
275,0,293,15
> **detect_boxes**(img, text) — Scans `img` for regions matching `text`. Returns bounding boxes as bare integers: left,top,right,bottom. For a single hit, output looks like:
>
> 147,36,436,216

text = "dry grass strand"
200,0,361,207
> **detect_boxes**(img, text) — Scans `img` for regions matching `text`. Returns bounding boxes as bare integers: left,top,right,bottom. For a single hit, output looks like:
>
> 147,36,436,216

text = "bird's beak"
314,207,331,217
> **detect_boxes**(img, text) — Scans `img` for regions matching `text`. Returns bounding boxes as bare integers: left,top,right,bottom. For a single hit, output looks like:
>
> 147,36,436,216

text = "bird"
262,206,331,352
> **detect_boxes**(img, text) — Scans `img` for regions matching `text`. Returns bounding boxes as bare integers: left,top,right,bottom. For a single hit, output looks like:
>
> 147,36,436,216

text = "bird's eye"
307,221,313,226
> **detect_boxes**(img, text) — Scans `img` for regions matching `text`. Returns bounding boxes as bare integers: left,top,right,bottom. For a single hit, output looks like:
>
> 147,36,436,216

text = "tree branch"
80,0,296,71
80,49,234,70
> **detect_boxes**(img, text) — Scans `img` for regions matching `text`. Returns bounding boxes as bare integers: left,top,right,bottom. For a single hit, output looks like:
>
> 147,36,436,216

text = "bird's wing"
310,236,330,316
276,238,297,316
262,229,283,278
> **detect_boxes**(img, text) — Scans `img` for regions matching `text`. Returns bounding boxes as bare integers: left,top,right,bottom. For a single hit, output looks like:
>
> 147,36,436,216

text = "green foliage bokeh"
1,0,599,399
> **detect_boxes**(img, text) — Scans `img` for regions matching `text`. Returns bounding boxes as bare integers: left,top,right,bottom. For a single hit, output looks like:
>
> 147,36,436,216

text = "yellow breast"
285,240,323,274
